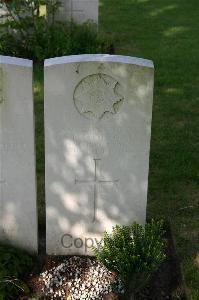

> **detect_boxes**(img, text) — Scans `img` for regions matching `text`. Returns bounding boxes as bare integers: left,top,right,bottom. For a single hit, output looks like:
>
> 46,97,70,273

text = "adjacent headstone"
56,0,98,24
0,4,8,24
0,56,38,253
45,54,154,255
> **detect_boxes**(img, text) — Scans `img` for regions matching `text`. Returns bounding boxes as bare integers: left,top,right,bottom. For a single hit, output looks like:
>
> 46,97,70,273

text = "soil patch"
20,226,185,300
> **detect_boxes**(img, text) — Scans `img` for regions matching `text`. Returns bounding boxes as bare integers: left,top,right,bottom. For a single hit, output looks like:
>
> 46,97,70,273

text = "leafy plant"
0,244,33,299
93,220,166,299
0,0,111,62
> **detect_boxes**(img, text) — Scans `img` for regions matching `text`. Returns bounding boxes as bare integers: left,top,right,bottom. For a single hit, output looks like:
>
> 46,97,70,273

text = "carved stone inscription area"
74,73,124,119
75,158,119,222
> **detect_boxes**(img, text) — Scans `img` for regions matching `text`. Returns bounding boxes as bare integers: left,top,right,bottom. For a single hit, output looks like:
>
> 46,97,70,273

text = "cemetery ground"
99,1,198,299
0,0,198,299
32,0,199,299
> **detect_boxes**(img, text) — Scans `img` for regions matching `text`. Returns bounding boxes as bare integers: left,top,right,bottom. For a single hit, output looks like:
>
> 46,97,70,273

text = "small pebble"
38,256,121,299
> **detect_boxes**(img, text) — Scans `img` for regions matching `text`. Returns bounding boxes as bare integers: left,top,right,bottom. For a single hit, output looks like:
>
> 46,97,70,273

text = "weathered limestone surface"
45,54,154,255
0,56,38,253
56,0,98,24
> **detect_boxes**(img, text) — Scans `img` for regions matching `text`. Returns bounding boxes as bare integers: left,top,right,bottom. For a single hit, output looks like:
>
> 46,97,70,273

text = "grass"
33,65,45,229
33,0,198,299
99,0,199,299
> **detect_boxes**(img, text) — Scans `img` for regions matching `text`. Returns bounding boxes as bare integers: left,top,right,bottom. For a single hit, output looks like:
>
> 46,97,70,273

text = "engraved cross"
75,158,119,222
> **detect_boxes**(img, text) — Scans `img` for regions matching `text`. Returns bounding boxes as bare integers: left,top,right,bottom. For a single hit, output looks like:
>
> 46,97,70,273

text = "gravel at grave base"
26,231,183,300
24,228,183,300
28,256,122,300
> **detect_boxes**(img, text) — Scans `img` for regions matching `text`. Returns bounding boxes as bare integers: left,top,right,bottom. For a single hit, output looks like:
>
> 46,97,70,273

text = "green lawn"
99,0,199,299
34,0,199,299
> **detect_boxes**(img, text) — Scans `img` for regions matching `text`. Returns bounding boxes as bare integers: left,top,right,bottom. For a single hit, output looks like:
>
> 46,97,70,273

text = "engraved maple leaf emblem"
74,73,124,119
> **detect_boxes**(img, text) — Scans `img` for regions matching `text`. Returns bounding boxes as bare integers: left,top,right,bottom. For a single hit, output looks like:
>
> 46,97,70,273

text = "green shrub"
93,220,166,298
0,244,32,299
0,1,111,62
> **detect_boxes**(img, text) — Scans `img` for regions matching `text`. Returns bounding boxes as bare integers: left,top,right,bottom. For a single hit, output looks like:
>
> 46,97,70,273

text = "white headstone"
56,0,98,24
0,56,38,253
45,54,154,255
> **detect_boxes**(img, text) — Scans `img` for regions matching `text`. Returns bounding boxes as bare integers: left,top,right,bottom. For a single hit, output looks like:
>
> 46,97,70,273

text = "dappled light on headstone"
0,55,38,253
44,54,154,255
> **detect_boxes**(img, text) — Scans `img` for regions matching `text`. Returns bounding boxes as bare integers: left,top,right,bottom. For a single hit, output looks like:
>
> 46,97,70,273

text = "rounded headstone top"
44,54,154,68
0,55,32,67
